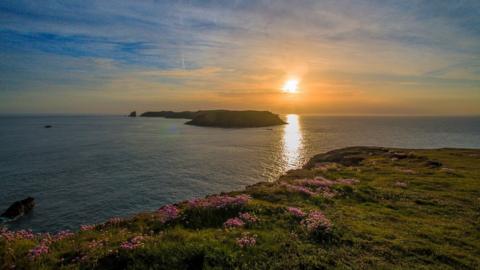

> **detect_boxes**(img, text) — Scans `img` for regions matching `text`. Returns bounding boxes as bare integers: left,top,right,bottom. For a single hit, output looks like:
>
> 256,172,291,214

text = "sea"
1,115,479,232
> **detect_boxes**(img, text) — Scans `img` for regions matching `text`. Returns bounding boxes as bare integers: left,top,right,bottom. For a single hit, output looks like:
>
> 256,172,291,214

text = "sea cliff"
1,147,479,269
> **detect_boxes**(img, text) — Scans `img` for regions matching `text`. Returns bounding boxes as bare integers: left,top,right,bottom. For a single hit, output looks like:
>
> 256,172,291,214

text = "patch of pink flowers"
28,239,50,260
236,233,257,248
287,207,306,217
295,177,336,188
238,212,258,223
223,217,245,228
80,224,96,231
282,176,360,198
301,210,333,232
0,228,35,241
53,230,74,241
282,183,316,196
87,239,104,250
120,236,144,250
107,217,123,225
157,204,180,223
336,178,360,185
188,194,251,209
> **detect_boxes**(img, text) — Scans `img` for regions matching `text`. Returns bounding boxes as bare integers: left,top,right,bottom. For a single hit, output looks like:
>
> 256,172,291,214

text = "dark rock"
185,110,286,128
141,110,287,128
425,160,443,168
44,125,52,128
1,197,35,219
391,152,408,159
128,111,136,117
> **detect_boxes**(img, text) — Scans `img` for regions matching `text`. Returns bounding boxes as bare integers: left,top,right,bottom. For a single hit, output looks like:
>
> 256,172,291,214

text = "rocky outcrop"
185,110,286,128
128,111,136,117
140,110,286,128
1,197,35,220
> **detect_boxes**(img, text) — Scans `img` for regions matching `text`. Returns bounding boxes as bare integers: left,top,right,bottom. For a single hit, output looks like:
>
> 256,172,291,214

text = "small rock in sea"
44,125,52,128
128,111,136,117
1,197,35,219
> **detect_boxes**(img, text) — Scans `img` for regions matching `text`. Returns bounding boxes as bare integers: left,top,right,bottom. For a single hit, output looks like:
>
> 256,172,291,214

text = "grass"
1,147,479,269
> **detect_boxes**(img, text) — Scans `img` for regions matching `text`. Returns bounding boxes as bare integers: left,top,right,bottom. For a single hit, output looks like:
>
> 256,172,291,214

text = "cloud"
0,0,479,114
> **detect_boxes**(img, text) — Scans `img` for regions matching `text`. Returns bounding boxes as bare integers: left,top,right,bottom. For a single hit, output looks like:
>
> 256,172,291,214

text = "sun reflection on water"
282,114,304,170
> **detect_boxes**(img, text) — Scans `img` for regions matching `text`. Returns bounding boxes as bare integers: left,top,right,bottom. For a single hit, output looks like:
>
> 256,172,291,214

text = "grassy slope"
1,147,479,269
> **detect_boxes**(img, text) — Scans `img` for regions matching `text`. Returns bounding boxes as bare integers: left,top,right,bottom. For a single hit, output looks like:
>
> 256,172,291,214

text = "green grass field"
1,147,479,269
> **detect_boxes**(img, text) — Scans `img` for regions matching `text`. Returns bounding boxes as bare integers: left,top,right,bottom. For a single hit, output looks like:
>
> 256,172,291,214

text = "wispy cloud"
0,0,479,114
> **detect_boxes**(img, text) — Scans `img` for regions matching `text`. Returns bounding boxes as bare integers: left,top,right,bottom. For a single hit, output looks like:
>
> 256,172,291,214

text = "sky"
0,0,479,115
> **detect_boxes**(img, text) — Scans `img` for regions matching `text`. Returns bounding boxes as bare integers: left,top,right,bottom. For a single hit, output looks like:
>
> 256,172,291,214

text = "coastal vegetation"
139,110,286,128
1,147,479,269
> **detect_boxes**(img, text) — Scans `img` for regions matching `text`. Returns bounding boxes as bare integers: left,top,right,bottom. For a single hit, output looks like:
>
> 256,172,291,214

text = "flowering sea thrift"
295,177,335,188
157,204,180,223
28,239,50,260
80,224,96,231
236,233,257,248
107,217,123,225
87,239,104,250
238,212,258,223
53,230,74,241
301,211,333,232
282,183,316,196
0,228,35,241
188,194,251,209
336,178,360,185
223,217,245,228
120,236,144,250
287,207,306,217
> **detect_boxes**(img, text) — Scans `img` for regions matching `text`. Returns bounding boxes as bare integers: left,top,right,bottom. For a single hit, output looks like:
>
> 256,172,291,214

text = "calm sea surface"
1,115,479,232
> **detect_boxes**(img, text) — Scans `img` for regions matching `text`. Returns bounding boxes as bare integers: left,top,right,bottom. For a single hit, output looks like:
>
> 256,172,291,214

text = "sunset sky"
0,0,479,115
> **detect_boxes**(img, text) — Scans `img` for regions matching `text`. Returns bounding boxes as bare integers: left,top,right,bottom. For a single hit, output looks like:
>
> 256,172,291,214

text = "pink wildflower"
107,217,122,225
0,228,36,241
120,236,144,250
295,177,335,188
87,239,104,250
223,217,245,228
28,242,49,260
236,233,257,248
188,194,251,209
80,224,96,231
238,212,258,223
282,183,316,196
335,178,360,185
301,210,333,232
53,230,74,241
287,207,306,217
157,204,179,223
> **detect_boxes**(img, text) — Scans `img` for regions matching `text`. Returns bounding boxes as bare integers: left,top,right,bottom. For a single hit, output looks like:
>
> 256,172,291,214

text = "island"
139,110,287,128
1,147,479,269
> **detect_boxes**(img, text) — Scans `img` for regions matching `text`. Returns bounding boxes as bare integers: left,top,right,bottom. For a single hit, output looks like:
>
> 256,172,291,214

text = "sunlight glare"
282,79,299,93
282,114,304,170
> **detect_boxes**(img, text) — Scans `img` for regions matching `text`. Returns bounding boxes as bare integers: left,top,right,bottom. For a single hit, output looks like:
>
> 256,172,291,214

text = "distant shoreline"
138,110,287,128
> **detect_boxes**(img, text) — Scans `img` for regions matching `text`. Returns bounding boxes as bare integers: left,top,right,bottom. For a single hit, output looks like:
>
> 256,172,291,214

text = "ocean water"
0,115,479,232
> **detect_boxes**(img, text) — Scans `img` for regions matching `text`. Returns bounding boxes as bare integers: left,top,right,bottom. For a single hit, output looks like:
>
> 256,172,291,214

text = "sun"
282,79,299,93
